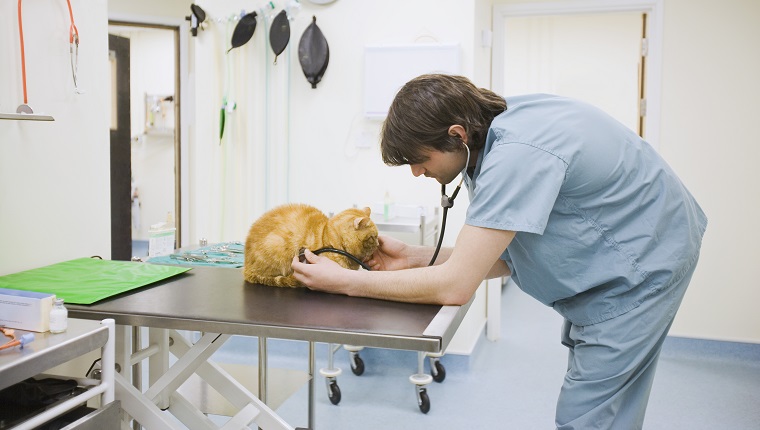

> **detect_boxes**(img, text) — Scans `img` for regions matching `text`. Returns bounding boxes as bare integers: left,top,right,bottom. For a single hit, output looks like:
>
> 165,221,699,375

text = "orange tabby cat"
243,204,379,287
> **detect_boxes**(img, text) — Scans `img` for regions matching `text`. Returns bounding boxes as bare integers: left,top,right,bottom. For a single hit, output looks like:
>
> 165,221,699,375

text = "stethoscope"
299,246,372,271
298,142,471,271
429,141,470,266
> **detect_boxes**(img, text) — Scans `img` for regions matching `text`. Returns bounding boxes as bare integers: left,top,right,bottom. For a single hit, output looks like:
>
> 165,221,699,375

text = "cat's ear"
362,206,371,216
354,217,371,229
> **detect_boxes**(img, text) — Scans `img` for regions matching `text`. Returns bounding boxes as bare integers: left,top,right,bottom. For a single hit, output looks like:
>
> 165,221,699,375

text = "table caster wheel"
417,387,430,414
431,359,446,383
327,379,341,405
350,352,365,376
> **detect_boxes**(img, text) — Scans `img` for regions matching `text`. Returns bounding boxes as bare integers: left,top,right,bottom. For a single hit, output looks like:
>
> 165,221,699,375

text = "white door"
492,0,665,145
497,12,643,134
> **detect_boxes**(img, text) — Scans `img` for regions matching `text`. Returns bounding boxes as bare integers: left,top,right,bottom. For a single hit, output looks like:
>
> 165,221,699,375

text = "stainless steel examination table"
66,265,471,429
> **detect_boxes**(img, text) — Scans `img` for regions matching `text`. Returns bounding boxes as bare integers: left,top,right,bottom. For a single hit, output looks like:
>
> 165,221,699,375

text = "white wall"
286,0,479,242
656,0,760,343
171,0,483,246
106,0,483,245
0,0,111,275
109,0,189,19
2,0,757,344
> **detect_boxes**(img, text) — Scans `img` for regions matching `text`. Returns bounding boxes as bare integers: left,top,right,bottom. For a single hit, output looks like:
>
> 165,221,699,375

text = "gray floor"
207,282,760,429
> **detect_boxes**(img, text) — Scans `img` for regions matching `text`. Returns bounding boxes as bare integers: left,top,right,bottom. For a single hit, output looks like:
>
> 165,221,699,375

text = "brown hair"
380,74,507,166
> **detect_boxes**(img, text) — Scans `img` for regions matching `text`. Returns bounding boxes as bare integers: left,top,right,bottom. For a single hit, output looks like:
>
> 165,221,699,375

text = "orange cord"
0,340,22,351
1,327,19,351
66,0,79,44
17,0,28,105
16,0,79,105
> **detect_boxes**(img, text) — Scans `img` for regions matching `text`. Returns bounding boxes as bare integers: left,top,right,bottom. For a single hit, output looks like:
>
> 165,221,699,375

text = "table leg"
132,326,142,430
486,277,503,341
309,341,316,430
259,336,268,405
258,336,267,430
148,328,170,409
115,324,134,428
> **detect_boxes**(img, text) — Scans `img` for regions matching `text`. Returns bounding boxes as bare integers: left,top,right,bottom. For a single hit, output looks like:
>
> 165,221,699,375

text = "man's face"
409,148,468,185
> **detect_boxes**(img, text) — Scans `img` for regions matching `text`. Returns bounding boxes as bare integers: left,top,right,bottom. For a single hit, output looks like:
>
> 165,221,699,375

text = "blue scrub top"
463,94,707,326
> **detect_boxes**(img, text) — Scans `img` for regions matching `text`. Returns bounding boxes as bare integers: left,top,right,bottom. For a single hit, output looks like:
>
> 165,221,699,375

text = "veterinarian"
292,74,707,429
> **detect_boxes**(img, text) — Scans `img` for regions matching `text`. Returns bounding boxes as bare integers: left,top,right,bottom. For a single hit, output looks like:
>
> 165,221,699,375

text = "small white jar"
49,298,68,333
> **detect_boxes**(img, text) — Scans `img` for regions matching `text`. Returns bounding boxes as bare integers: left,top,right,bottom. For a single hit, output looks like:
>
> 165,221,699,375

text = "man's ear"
448,125,467,143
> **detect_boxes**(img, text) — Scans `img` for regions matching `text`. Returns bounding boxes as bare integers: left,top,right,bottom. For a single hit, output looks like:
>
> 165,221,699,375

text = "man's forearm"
406,245,454,268
306,226,515,305
406,245,508,278
343,260,476,305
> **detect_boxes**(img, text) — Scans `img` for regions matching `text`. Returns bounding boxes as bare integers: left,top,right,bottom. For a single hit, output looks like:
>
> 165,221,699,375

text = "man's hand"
292,249,350,292
364,235,411,271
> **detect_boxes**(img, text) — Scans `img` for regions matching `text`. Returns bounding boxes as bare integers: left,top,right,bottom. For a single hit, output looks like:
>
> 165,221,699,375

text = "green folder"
0,258,190,305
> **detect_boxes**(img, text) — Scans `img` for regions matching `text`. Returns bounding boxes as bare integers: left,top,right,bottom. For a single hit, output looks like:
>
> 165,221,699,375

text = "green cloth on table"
0,258,190,304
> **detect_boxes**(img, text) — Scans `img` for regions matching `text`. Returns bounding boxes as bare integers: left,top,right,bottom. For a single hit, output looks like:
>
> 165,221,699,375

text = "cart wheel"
350,354,365,376
431,360,446,383
417,387,430,414
327,380,341,405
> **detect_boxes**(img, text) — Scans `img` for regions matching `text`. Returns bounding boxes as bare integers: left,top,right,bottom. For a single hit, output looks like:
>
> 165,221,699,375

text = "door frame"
109,34,132,261
108,14,191,249
492,0,663,149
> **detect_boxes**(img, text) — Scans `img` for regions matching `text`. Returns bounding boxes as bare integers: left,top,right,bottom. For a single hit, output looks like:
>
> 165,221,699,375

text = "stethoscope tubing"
429,142,470,266
299,247,372,271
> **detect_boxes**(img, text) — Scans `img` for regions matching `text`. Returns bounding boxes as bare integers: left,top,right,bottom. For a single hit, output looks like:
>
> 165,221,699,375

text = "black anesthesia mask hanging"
298,16,329,89
269,10,291,64
228,12,258,53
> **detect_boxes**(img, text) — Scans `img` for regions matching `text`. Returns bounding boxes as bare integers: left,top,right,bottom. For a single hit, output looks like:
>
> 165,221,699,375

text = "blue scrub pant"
555,255,699,430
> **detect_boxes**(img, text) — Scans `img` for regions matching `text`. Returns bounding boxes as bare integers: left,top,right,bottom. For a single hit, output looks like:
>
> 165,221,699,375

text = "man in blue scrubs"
292,74,707,429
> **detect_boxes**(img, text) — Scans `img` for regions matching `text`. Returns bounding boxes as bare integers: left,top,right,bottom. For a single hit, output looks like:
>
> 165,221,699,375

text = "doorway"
109,33,131,261
108,22,182,259
492,0,663,147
